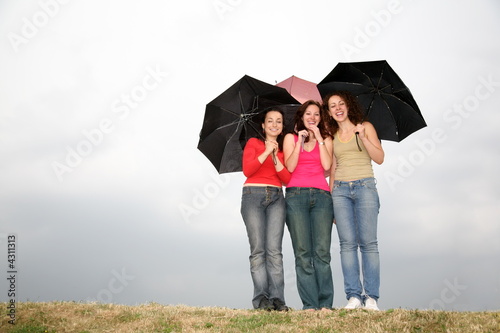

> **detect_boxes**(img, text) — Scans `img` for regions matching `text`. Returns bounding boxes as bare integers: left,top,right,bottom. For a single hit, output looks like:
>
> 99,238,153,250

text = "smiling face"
261,110,283,139
302,104,321,129
327,95,348,122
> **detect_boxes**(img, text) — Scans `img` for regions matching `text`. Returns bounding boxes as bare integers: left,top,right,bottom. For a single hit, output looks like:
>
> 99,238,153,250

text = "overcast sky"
1,0,499,312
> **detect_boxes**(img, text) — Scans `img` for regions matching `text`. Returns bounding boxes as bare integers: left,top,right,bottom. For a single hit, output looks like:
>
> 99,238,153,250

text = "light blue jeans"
285,187,334,310
241,186,286,308
332,177,380,303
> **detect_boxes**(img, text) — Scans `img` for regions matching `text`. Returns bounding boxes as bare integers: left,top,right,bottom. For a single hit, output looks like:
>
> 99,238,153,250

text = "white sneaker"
344,297,362,309
364,297,380,311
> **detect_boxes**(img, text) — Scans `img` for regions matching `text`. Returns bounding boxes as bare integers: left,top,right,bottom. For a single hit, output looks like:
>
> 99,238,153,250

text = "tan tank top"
333,133,374,181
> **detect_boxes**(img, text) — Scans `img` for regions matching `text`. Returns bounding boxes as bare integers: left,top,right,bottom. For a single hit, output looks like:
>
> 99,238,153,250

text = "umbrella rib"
364,95,376,122
211,118,244,131
376,93,400,136
349,62,390,93
246,118,266,141
378,91,421,114
212,103,241,117
239,91,245,116
349,64,377,90
217,106,261,118
210,92,258,146
375,65,385,92
227,120,243,144
209,103,261,133
207,93,262,134
239,92,262,119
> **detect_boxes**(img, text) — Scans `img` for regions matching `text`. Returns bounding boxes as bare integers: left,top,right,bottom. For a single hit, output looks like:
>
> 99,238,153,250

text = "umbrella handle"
355,132,362,152
272,149,277,165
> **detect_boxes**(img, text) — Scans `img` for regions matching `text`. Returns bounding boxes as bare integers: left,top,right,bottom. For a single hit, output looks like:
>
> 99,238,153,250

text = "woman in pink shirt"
283,100,334,311
241,108,291,311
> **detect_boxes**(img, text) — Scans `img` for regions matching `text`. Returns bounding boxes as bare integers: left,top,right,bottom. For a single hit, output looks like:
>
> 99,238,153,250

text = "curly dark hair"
292,100,331,142
322,91,366,136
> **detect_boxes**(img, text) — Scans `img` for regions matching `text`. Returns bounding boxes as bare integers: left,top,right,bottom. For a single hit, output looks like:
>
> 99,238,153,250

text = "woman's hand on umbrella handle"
306,124,321,141
298,129,308,139
264,140,278,155
354,123,366,138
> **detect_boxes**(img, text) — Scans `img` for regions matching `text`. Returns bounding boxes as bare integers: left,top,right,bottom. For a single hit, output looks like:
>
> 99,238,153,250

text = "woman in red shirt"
241,108,291,311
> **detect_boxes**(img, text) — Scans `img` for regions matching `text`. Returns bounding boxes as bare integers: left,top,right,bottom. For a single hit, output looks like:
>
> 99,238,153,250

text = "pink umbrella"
276,75,322,104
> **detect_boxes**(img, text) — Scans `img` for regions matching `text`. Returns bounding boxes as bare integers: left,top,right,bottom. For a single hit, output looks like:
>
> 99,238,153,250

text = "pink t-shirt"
286,135,330,191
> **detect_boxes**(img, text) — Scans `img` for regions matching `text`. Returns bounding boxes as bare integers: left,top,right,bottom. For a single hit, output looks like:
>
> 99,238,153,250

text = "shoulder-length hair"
323,91,366,136
293,100,331,143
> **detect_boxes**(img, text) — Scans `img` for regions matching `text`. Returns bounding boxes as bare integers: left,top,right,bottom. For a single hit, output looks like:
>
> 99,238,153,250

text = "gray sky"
1,0,499,312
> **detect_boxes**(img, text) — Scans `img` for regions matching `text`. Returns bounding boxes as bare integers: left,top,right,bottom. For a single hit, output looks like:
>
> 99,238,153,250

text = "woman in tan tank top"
324,91,384,311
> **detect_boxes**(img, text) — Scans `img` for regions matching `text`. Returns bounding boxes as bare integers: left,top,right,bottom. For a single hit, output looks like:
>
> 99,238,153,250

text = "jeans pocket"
319,189,333,200
285,188,298,199
364,179,378,192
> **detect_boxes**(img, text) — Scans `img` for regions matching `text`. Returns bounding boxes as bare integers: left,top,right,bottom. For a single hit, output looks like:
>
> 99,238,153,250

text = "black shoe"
257,297,274,311
271,298,289,312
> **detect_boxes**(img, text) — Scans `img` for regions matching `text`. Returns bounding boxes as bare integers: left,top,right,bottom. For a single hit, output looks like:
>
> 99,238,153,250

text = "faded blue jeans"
285,187,334,310
241,186,286,308
332,177,380,303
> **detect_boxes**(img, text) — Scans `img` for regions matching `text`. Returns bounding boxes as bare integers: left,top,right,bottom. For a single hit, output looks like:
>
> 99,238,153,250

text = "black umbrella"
317,60,426,142
198,75,300,174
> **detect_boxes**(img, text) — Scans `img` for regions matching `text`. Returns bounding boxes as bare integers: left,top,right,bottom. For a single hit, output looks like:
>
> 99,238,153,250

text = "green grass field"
1,302,499,333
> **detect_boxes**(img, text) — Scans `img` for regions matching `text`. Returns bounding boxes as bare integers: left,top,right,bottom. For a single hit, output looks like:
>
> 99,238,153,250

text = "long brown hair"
293,100,331,142
323,91,365,136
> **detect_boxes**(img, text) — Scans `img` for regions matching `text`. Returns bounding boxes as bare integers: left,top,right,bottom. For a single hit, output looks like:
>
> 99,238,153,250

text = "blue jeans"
241,186,286,308
285,187,334,310
332,177,380,302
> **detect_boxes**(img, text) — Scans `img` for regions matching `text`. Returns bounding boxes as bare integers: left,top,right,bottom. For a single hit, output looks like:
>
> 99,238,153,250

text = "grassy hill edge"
1,301,499,333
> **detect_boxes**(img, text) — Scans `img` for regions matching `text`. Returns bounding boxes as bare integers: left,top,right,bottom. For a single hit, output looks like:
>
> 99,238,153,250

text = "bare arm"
329,151,337,191
329,147,337,224
355,122,384,165
284,133,303,172
308,125,333,170
318,136,333,170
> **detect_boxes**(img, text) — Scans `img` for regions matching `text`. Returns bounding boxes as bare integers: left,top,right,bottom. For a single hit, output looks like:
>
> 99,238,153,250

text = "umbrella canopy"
276,75,322,104
317,60,426,142
198,75,300,174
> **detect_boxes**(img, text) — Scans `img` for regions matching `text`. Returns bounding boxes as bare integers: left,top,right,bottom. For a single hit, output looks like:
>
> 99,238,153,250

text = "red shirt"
242,138,291,186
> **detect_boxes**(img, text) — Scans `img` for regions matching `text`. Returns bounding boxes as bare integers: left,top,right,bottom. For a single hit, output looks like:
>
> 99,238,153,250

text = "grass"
0,302,499,333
